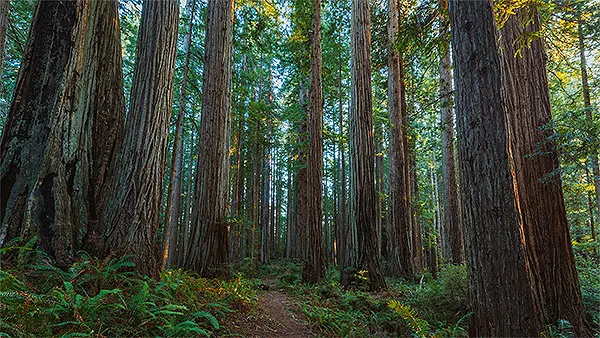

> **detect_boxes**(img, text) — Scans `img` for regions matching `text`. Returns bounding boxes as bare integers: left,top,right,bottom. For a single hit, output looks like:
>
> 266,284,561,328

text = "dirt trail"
224,279,314,337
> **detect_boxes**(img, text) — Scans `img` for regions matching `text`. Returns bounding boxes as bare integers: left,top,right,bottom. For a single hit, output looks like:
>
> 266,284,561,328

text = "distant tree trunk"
296,81,309,261
286,165,295,258
343,0,386,291
231,110,244,264
386,0,413,279
408,146,424,273
183,0,233,279
104,0,179,278
0,0,126,267
336,38,347,269
578,20,600,227
260,145,271,264
0,0,9,75
438,0,464,265
501,9,590,334
375,132,384,262
163,0,197,270
179,129,195,267
302,0,325,284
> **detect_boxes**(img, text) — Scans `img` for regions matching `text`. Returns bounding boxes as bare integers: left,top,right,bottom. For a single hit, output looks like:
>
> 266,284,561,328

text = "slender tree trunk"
0,0,9,76
439,0,464,265
1,0,126,267
336,36,347,270
344,0,386,291
104,0,179,278
408,147,424,273
179,129,195,268
578,20,600,227
302,0,325,284
296,81,309,262
501,9,590,334
183,0,233,279
163,0,197,270
260,145,271,264
386,0,413,279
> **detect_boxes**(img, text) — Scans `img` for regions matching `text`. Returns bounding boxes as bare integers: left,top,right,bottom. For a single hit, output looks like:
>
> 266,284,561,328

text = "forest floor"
224,278,315,337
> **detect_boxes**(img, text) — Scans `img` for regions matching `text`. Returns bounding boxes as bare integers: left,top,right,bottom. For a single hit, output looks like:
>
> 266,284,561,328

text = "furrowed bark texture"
449,0,538,335
302,0,325,284
104,0,179,278
438,0,464,264
501,9,590,335
183,0,233,279
386,0,412,279
345,0,386,291
0,0,125,266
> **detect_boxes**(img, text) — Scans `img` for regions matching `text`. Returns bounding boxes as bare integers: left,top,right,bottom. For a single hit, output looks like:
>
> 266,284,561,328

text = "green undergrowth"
0,243,258,337
263,261,469,337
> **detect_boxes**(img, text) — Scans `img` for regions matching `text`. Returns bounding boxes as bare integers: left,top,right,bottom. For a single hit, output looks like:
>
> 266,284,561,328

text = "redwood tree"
302,0,326,284
386,0,412,279
103,0,179,278
449,0,538,334
343,0,386,291
438,0,464,264
183,0,234,279
0,0,125,266
501,7,590,334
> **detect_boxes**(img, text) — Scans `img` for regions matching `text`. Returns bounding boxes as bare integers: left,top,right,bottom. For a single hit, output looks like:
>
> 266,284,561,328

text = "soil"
222,279,315,337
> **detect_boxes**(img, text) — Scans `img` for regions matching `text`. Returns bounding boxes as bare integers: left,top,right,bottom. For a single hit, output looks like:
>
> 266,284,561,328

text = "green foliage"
576,256,600,327
404,265,469,326
0,255,257,337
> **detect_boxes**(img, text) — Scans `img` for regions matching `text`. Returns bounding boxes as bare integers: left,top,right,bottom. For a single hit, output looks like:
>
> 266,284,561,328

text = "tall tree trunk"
386,0,413,279
183,0,233,279
344,0,386,291
163,0,197,270
104,0,179,278
302,0,325,284
0,0,9,76
578,20,600,228
336,34,347,270
0,0,126,267
448,0,538,335
501,8,590,334
296,81,309,262
260,145,271,264
179,129,195,268
438,0,464,265
408,146,424,273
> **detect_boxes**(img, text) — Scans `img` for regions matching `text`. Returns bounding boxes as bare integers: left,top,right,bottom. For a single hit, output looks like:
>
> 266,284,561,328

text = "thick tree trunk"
344,0,386,291
501,9,591,335
438,0,464,265
104,0,179,278
386,0,413,279
0,0,9,75
163,0,197,270
302,0,325,284
448,0,538,335
0,0,126,267
183,0,233,279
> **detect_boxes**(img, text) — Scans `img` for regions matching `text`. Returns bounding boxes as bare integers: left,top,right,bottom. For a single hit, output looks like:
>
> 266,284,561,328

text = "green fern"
388,300,431,337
